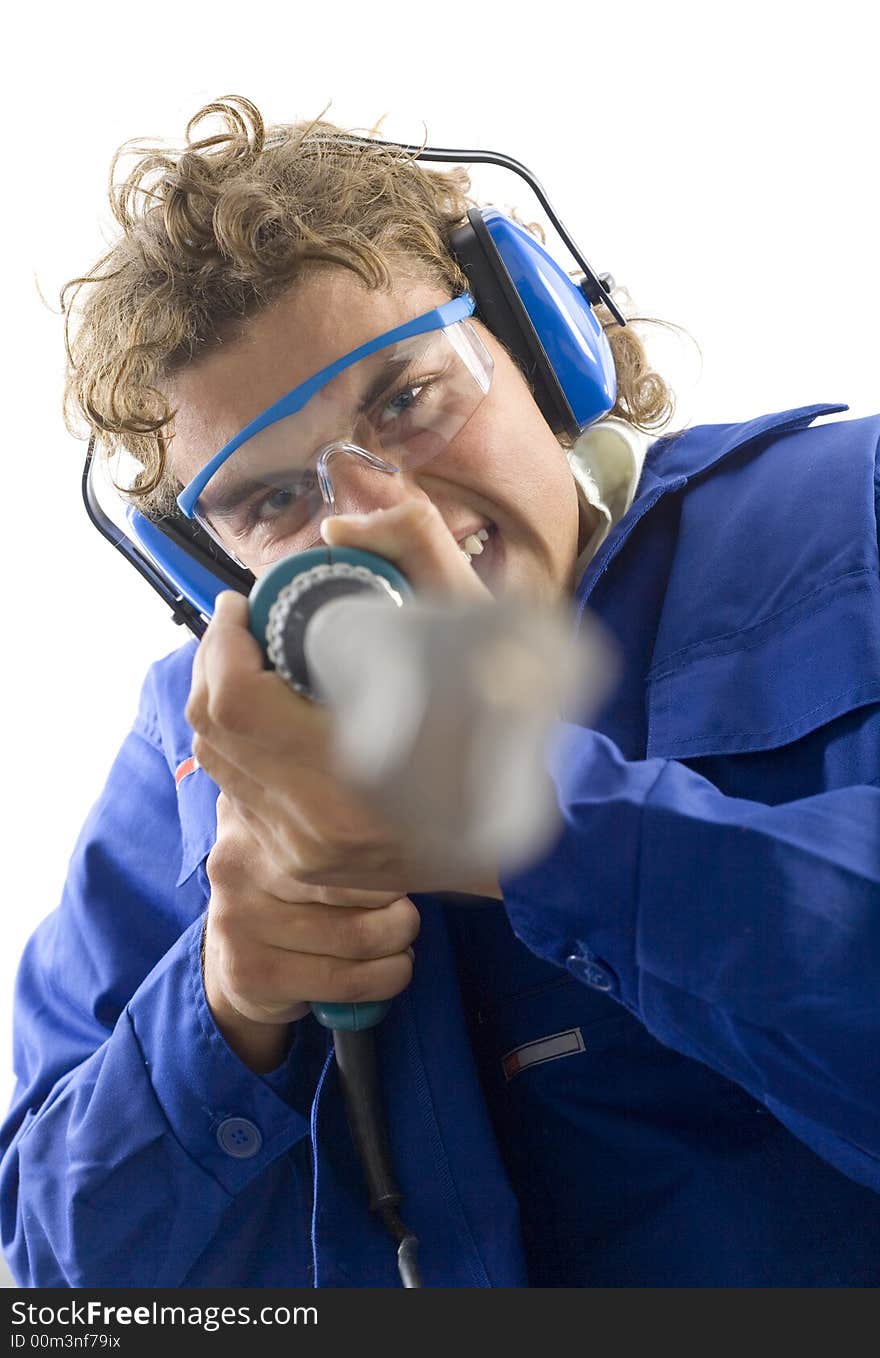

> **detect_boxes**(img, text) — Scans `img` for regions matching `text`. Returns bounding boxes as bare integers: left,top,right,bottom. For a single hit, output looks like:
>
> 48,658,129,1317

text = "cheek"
457,401,579,527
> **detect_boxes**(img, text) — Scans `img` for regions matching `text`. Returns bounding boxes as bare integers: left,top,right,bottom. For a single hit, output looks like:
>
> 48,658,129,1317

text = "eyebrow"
358,353,419,412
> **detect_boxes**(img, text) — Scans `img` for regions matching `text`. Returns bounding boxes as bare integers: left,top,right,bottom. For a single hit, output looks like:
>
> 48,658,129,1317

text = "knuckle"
400,498,441,534
339,909,384,960
224,947,275,1004
185,693,205,731
205,838,241,888
205,897,245,954
329,953,413,1004
340,899,420,959
330,965,378,1005
207,688,251,735
190,731,210,766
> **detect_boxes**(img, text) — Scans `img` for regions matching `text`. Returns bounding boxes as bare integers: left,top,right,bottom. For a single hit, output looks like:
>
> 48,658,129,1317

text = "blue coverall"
2,403,879,1286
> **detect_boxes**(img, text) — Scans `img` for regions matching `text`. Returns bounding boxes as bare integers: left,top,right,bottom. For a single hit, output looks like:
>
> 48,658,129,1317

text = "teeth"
461,528,490,556
458,526,491,565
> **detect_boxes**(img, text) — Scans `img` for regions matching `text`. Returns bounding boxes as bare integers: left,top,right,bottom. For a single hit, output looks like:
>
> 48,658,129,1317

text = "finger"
202,728,395,887
226,948,415,1012
212,588,252,628
193,733,273,822
212,796,407,908
189,590,322,751
320,500,493,598
190,590,262,700
189,664,333,777
205,752,326,882
217,790,326,917
223,895,421,961
284,881,412,909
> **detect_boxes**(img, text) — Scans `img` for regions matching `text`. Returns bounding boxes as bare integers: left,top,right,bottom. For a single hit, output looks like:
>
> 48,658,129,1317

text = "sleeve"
500,721,880,1195
0,668,316,1287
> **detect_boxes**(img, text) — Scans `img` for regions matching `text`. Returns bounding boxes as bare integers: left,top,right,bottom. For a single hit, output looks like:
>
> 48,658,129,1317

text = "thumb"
320,501,493,599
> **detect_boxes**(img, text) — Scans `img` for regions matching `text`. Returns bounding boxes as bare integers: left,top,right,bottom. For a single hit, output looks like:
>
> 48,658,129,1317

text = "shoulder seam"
132,710,164,756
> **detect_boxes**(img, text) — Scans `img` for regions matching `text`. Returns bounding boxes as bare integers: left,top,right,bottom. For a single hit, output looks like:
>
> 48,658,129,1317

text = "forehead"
166,267,451,483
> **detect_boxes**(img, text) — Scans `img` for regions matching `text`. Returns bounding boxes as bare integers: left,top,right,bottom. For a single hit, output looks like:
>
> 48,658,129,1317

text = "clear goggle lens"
191,319,493,570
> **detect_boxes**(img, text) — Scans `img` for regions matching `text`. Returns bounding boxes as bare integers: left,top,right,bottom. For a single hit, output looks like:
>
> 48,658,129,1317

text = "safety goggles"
176,292,493,570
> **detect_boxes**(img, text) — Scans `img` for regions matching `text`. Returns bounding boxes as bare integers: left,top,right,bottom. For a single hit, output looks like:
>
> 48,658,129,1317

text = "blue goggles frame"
177,291,477,519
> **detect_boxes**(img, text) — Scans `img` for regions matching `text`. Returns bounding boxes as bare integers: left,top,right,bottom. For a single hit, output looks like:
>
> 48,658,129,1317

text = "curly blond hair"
62,95,676,513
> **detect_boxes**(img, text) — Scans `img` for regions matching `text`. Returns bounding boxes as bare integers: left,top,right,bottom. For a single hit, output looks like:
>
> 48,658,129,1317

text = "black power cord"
332,1029,422,1287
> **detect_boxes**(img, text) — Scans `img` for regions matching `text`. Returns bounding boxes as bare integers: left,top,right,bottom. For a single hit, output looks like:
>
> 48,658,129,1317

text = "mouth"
457,522,501,586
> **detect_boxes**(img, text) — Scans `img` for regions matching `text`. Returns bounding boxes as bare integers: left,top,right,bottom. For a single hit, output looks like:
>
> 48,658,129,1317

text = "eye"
262,487,295,518
236,473,317,540
379,383,426,424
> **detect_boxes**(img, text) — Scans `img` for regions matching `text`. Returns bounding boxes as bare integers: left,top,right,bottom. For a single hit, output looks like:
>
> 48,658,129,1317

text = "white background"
1,0,877,1282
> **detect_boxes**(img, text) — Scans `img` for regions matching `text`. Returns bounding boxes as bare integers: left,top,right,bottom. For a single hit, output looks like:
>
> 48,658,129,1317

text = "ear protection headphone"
83,141,625,636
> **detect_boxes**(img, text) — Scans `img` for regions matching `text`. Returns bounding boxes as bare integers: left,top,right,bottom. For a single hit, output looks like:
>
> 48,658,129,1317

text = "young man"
2,96,879,1287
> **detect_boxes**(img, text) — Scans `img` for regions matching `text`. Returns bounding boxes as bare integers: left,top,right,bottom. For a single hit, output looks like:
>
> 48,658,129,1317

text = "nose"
316,441,425,517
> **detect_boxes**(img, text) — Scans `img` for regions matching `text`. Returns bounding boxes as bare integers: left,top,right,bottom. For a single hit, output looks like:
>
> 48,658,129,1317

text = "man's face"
167,267,583,605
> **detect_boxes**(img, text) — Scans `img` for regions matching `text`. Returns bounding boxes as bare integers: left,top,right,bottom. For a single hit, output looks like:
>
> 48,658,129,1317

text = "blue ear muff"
449,207,617,438
125,505,253,619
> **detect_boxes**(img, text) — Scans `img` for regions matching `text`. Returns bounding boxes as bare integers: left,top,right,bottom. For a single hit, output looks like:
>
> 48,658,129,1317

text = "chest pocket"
473,972,641,1080
461,945,759,1160
445,900,646,1084
645,417,880,777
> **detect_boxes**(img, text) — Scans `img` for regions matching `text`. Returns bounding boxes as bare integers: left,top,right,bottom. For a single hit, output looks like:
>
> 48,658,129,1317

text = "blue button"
216,1117,263,1159
565,951,615,992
